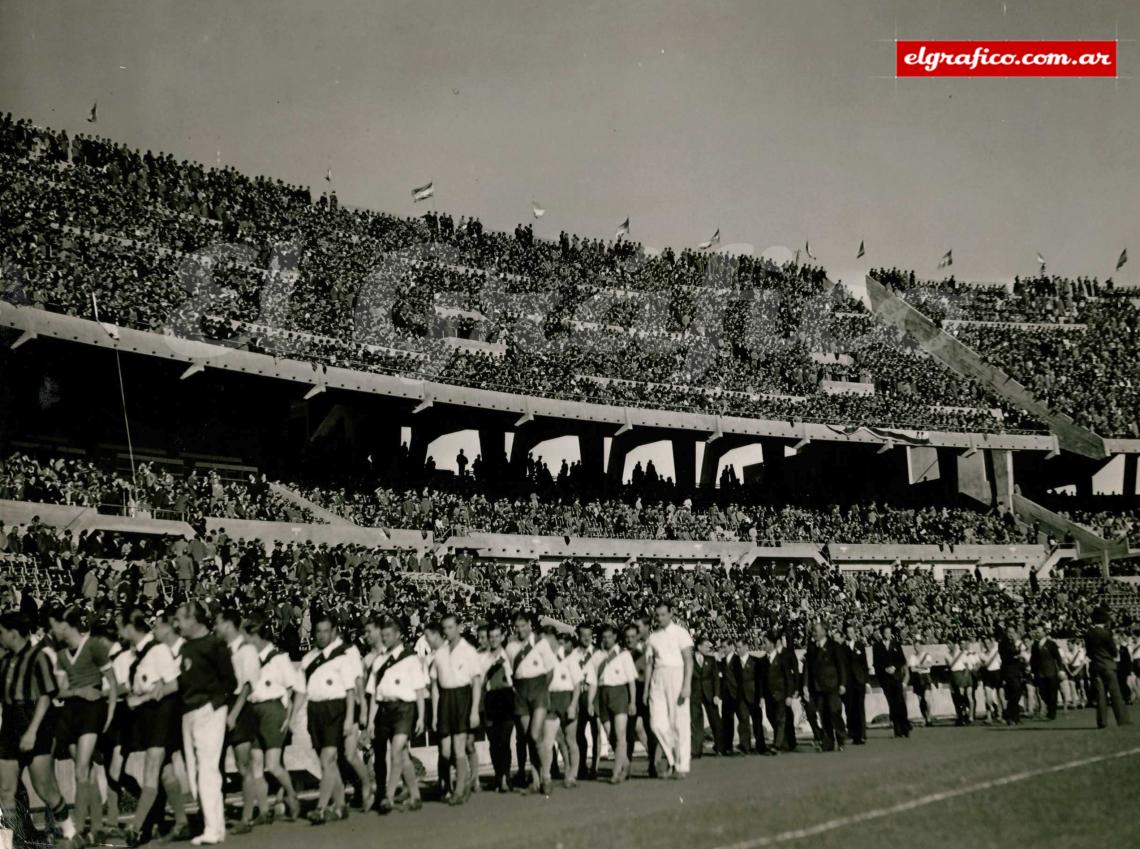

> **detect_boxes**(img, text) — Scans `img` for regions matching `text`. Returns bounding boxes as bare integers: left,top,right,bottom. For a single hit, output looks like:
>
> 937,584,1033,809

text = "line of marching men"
0,599,700,848
2,602,1133,849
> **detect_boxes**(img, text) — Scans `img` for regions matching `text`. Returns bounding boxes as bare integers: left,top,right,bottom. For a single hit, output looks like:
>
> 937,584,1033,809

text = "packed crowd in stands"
0,452,314,524
878,268,1140,437
2,518,1137,655
2,448,1030,546
0,114,1041,435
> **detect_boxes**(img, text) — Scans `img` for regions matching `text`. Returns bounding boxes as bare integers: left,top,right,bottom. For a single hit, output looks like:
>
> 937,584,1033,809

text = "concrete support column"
1123,454,1138,501
578,431,607,489
478,428,507,476
936,447,960,501
988,448,1015,511
758,438,787,491
673,436,698,493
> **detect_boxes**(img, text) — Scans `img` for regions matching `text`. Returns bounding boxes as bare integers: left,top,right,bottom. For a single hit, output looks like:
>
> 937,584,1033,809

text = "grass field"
224,709,1138,849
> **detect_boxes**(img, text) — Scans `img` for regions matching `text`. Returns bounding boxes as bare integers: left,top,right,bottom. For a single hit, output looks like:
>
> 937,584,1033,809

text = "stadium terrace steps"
1012,492,1133,564
0,498,195,538
200,515,432,552
864,274,1109,459
267,481,357,526
7,301,1124,454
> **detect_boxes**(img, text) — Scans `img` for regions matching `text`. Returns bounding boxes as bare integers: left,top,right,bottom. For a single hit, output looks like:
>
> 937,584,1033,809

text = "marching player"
120,608,187,845
50,606,118,841
0,612,78,847
480,623,515,793
365,616,426,814
570,624,602,780
176,600,236,846
543,628,583,789
243,612,302,823
298,612,357,824
506,611,557,795
431,614,482,806
595,623,637,784
644,600,694,779
215,609,261,833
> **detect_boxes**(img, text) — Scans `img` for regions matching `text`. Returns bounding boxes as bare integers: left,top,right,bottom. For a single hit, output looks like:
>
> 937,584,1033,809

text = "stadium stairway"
1012,492,1133,569
863,274,1109,459
268,480,356,526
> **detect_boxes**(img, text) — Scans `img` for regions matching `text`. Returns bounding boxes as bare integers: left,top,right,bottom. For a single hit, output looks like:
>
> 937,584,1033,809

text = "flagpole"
92,293,137,482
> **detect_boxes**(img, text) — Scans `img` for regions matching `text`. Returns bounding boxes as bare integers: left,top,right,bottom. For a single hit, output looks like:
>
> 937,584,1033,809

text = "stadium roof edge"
5,302,1140,455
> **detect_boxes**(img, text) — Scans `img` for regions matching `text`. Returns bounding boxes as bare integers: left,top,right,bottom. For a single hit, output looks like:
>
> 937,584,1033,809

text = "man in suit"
719,638,752,754
736,638,767,754
873,624,910,738
997,623,1026,725
804,621,848,752
842,623,869,744
758,632,794,753
1086,607,1131,729
1029,623,1065,720
691,637,724,757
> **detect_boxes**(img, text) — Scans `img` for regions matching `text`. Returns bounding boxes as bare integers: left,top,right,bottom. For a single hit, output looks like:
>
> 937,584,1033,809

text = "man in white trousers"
176,601,236,846
644,600,694,779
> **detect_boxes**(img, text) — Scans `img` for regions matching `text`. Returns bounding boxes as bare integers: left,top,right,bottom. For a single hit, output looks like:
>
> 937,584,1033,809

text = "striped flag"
615,217,630,239
857,240,865,259
326,167,332,183
532,202,545,219
86,102,97,124
938,249,953,269
1036,251,1046,273
1116,248,1128,271
412,181,435,202
804,240,816,260
698,228,720,250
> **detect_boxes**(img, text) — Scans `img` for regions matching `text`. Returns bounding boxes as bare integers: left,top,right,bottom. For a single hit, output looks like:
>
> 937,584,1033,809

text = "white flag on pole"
698,228,721,250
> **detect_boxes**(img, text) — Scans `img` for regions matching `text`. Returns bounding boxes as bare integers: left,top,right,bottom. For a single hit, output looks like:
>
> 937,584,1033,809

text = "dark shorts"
911,673,932,693
981,669,1002,689
437,685,472,736
98,702,129,762
307,698,347,752
375,701,416,740
599,685,630,723
135,696,181,753
549,690,574,722
0,704,56,766
252,700,288,751
227,702,259,747
513,676,549,717
55,698,108,748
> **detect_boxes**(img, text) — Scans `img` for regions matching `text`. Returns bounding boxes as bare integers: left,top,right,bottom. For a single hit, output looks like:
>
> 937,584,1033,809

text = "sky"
2,0,1138,483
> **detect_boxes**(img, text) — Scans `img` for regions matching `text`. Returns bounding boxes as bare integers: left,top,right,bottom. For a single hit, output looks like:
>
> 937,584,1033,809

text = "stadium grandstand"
1,5,1140,846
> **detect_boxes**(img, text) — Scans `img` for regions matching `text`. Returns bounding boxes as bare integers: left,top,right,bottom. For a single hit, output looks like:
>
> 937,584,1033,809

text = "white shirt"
646,622,693,669
300,638,357,702
597,647,638,687
549,649,585,693
568,646,602,691
371,645,428,703
126,634,179,707
250,643,300,704
229,637,262,695
506,635,557,680
110,645,133,690
432,638,482,689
